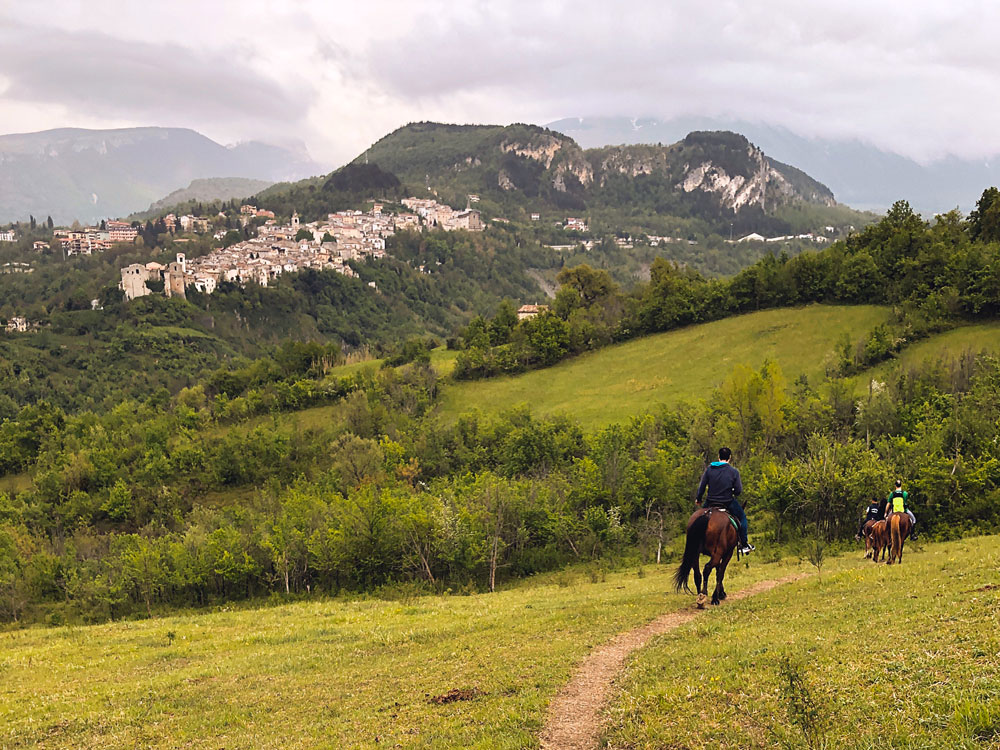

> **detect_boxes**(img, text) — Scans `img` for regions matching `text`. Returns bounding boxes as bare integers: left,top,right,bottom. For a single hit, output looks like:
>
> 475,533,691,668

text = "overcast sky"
2,0,999,168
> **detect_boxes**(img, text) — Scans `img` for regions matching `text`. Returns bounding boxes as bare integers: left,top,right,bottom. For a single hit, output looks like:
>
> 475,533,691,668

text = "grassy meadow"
437,305,888,429
3,537,997,749
878,320,1000,372
0,554,810,750
604,534,1000,749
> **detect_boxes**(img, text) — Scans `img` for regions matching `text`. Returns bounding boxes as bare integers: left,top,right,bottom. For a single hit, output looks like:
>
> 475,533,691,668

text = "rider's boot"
740,539,755,554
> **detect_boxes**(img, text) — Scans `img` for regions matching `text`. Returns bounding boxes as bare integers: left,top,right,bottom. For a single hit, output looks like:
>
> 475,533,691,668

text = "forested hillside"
256,121,871,238
0,228,559,414
2,188,1000,625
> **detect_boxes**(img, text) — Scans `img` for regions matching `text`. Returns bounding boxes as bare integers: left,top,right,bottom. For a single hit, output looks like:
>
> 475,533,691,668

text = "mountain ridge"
0,126,322,224
352,121,836,217
242,120,850,238
546,115,1000,213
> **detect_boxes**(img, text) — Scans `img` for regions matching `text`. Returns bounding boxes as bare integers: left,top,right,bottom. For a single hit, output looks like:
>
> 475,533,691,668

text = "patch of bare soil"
428,687,485,704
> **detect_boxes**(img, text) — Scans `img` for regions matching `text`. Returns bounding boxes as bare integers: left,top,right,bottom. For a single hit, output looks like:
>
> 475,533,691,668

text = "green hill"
873,320,1000,371
436,305,889,429
257,122,872,236
130,177,273,220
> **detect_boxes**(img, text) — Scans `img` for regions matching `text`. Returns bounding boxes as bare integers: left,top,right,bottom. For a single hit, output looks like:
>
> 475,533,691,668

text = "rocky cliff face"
591,133,835,213
499,132,594,190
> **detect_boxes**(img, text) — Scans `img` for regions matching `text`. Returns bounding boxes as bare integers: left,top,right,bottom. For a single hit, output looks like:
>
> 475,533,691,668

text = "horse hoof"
711,599,720,606
696,594,707,609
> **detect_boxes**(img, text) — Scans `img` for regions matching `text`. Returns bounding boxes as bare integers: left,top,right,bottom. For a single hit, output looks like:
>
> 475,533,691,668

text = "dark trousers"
707,499,748,546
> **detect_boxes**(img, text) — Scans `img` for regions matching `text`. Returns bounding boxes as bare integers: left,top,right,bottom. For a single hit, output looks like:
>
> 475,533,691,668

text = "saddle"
703,505,740,533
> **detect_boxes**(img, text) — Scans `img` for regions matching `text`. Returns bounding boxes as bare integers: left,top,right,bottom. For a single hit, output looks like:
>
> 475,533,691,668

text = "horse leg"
715,546,735,604
697,561,713,608
709,556,725,605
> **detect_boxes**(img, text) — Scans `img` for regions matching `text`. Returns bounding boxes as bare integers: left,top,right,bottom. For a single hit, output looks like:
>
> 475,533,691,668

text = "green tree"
968,187,1000,243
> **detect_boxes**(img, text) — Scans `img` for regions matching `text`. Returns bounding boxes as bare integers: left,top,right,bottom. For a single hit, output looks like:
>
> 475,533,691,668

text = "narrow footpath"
538,573,809,750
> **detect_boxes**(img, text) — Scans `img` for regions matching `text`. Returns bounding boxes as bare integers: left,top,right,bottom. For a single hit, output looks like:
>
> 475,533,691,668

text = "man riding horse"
696,447,754,555
888,479,917,540
856,495,887,540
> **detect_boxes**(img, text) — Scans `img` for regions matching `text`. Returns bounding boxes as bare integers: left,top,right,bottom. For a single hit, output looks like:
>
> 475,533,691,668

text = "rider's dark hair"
718,447,732,461
895,479,902,488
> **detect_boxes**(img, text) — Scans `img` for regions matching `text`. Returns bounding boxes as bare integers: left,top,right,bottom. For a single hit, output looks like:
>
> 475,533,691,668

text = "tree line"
3,340,1000,624
453,192,1000,380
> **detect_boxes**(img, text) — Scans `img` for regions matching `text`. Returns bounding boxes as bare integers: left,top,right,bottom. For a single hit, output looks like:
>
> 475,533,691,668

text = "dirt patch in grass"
428,687,485,704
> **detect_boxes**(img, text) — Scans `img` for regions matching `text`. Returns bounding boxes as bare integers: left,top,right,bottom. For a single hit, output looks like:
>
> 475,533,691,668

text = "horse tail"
674,512,710,593
890,514,902,562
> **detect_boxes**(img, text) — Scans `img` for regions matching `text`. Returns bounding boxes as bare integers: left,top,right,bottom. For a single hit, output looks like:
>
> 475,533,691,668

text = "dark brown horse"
886,512,912,565
673,507,739,608
861,519,877,559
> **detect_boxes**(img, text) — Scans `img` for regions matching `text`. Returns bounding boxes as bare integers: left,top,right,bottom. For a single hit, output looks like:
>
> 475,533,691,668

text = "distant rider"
856,495,888,539
696,447,754,554
888,479,917,539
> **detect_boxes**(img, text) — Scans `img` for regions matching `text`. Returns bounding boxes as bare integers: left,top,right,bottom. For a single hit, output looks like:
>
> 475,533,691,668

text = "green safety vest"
889,490,907,513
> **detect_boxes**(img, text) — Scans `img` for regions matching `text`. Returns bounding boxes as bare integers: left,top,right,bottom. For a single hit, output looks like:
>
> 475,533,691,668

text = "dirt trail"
538,572,809,750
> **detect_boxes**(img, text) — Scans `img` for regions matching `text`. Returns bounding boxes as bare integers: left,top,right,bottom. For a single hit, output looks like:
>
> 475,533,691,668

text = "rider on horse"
888,479,917,539
696,447,754,554
856,495,887,539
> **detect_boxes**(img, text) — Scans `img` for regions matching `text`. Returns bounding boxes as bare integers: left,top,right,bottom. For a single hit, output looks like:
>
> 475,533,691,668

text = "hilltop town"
120,198,482,300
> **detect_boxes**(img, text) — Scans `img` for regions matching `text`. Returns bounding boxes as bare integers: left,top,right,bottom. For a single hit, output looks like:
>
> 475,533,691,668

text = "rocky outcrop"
500,134,594,191
500,135,563,168
591,135,835,213
552,156,594,190
672,135,835,212
498,168,516,191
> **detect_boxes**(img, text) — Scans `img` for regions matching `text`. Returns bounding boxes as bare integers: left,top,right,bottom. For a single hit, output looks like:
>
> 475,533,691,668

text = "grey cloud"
351,0,1000,161
0,21,308,134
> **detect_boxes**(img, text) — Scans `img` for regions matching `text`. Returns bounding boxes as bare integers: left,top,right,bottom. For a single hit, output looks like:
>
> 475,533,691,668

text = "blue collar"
710,461,728,466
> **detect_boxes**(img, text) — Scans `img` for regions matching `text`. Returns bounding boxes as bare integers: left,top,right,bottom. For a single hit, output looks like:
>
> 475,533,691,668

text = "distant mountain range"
547,116,999,214
0,127,322,224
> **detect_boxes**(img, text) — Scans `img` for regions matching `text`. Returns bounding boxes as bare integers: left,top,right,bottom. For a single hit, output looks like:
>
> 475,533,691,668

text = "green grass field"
604,535,1000,749
0,554,808,750
889,321,1000,370
437,305,888,429
2,537,995,749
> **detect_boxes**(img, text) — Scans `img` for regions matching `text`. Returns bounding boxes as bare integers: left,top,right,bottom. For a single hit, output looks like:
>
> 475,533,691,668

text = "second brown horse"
886,512,912,564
